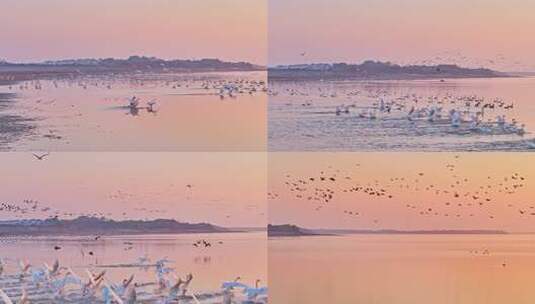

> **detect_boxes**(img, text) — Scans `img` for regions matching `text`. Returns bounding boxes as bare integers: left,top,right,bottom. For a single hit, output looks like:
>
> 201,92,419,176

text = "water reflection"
269,77,535,151
0,71,267,151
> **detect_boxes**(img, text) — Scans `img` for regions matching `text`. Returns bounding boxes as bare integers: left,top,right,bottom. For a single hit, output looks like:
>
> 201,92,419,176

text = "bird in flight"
32,153,50,160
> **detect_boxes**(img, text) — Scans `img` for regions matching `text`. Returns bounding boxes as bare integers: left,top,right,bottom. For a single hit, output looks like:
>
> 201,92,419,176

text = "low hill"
268,224,318,237
0,56,264,80
269,61,508,80
0,216,228,236
268,224,508,237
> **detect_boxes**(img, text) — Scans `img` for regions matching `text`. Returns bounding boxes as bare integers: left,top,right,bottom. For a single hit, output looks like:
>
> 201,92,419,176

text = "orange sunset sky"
0,152,267,227
0,0,267,65
269,153,535,232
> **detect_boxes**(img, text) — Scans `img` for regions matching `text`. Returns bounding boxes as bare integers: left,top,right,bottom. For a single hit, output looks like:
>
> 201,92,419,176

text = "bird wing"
0,289,14,304
20,290,28,303
85,269,98,285
52,259,59,272
124,274,134,287
104,282,124,304
189,290,201,304
66,267,83,283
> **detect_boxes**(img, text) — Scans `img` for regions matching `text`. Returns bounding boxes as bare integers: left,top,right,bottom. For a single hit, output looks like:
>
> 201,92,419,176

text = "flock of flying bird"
297,50,530,73
399,51,529,72
269,154,532,225
0,153,201,221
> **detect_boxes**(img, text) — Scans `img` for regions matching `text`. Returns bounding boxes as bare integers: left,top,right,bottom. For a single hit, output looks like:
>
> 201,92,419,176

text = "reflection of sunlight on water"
270,234,535,304
194,256,212,265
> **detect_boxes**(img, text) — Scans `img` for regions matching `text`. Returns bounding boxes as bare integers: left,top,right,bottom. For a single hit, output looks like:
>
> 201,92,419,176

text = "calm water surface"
0,71,266,151
270,234,535,304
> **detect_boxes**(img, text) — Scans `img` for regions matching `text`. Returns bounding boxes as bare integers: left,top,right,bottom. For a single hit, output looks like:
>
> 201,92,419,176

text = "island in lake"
268,60,509,80
268,224,508,237
0,216,231,236
268,224,319,237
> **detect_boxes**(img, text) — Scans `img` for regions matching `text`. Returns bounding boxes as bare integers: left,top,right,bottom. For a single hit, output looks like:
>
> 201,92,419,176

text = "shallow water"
0,71,266,151
268,77,535,151
269,234,535,304
0,92,35,146
0,232,266,292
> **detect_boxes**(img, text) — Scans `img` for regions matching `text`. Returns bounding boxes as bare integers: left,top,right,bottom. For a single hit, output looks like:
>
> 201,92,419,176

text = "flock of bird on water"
9,76,267,107
0,152,267,303
0,256,267,304
0,74,267,147
3,71,535,150
268,81,535,148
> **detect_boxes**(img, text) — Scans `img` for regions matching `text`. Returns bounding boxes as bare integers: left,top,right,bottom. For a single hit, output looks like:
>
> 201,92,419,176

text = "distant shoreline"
268,224,509,237
268,61,513,81
268,73,516,82
0,216,257,237
0,56,266,82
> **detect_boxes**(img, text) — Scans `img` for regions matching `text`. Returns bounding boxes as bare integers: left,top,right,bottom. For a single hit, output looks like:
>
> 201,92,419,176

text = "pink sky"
269,153,535,232
0,152,266,227
269,0,535,71
0,0,266,65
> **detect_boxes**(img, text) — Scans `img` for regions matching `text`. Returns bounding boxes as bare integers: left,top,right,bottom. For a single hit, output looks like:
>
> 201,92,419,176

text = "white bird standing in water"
18,260,31,276
407,106,415,121
125,285,137,304
129,96,139,108
450,109,461,127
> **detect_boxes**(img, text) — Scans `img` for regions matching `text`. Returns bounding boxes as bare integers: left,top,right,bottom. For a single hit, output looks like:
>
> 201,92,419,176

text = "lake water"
0,71,266,151
269,234,535,304
269,77,535,151
0,232,266,293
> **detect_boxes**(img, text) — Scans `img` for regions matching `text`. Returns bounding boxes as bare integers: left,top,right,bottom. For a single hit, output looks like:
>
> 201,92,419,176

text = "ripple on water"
268,78,535,151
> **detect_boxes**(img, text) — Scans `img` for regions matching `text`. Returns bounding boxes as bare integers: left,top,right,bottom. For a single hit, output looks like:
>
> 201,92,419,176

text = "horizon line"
268,223,535,235
0,55,265,66
267,60,535,74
